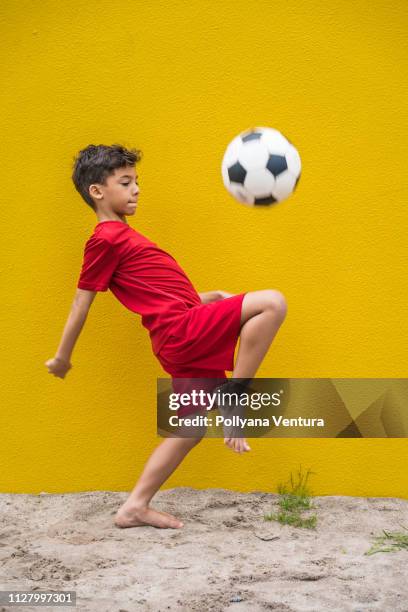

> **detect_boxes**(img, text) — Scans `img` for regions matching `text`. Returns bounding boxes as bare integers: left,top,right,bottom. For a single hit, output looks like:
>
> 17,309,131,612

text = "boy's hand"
216,290,235,300
198,290,235,304
45,357,72,379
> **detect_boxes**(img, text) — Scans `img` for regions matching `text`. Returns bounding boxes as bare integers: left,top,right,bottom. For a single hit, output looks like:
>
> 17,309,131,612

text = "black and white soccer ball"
221,127,301,206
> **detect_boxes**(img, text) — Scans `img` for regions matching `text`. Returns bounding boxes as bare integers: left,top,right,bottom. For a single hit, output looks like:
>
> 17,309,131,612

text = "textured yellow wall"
1,0,407,497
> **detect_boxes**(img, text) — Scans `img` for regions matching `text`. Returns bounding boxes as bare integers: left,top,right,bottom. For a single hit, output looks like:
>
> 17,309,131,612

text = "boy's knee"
265,289,288,320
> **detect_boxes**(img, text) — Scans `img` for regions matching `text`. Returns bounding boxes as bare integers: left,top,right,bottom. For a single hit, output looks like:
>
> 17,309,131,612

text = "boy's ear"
89,183,103,201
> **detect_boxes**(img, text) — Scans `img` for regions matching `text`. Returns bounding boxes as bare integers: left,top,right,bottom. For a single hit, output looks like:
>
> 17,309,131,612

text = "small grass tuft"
264,465,318,530
365,524,408,555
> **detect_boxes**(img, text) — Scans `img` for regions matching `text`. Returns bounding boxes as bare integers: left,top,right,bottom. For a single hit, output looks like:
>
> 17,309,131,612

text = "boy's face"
90,166,140,216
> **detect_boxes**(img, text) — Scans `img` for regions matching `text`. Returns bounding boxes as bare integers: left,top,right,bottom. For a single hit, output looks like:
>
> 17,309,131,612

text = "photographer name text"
168,415,325,428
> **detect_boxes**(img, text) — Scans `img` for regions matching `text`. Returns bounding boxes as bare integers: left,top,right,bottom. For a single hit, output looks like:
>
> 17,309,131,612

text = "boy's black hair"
72,143,143,209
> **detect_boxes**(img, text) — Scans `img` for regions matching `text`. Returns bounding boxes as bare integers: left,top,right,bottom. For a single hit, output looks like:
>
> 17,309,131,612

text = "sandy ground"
1,487,407,612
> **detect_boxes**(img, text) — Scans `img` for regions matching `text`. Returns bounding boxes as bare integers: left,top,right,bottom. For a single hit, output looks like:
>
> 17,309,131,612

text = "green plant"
264,465,318,530
365,525,408,555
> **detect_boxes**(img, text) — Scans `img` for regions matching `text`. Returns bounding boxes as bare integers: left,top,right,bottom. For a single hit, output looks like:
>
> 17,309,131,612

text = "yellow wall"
1,0,407,497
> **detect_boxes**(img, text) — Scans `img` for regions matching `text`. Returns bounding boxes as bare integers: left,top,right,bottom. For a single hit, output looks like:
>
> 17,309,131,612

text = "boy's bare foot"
214,379,253,449
224,437,251,454
114,503,184,529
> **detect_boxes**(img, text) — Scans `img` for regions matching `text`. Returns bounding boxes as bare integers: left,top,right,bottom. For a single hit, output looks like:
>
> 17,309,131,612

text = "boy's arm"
45,288,97,379
198,290,235,304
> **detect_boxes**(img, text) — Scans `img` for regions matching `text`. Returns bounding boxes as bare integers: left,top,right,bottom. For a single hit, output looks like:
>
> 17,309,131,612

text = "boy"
45,144,288,529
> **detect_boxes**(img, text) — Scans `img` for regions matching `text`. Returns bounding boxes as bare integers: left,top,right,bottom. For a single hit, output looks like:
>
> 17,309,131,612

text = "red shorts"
156,292,247,417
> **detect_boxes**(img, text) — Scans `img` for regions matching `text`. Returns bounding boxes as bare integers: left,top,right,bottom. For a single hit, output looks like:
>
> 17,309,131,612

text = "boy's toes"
224,437,251,453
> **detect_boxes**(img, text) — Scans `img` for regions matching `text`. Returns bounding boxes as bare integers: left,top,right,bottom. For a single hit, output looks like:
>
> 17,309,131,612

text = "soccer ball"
221,127,301,206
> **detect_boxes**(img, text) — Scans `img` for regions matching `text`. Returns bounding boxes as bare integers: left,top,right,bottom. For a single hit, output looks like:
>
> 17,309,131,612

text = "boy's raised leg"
225,289,288,454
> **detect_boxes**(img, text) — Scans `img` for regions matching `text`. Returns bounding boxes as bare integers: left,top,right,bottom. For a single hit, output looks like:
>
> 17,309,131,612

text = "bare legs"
115,289,287,528
225,290,288,454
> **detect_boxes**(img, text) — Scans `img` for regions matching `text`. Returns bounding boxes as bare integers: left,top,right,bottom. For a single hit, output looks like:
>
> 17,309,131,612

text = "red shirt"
77,220,202,355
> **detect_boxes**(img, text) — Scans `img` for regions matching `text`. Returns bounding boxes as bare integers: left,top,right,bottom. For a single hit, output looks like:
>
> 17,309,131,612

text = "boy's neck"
96,213,128,225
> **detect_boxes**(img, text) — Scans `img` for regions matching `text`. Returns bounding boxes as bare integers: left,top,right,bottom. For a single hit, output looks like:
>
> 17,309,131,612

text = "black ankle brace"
214,378,252,406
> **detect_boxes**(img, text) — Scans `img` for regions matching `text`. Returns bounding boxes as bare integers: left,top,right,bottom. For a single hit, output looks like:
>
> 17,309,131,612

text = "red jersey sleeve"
77,235,120,292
